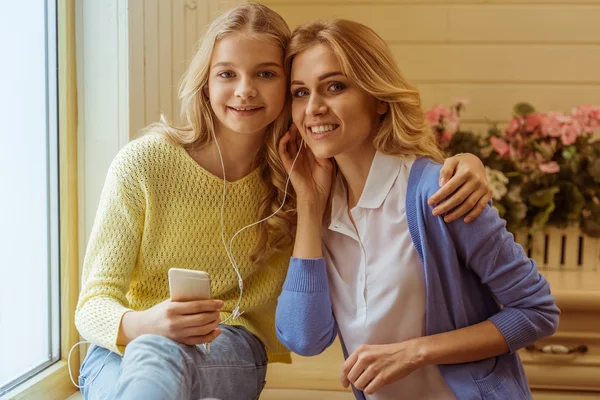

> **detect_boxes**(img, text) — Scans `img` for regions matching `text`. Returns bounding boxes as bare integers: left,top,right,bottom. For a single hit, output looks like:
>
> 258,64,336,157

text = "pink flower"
439,130,453,146
560,118,581,146
572,104,600,134
539,161,560,174
541,112,564,138
425,105,451,126
491,136,510,158
445,111,460,136
525,113,543,133
505,119,520,136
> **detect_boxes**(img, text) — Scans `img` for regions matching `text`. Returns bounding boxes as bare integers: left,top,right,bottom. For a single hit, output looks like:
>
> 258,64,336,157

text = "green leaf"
589,159,600,183
562,145,577,160
549,181,585,226
533,201,556,228
513,103,536,117
533,142,552,159
487,125,501,137
528,187,560,207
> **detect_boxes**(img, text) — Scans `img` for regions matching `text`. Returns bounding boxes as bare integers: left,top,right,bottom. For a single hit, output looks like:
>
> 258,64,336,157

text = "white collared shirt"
323,152,455,400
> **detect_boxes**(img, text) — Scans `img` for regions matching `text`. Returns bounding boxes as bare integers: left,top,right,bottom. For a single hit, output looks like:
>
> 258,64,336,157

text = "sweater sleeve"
74,150,146,355
275,257,337,356
420,161,560,353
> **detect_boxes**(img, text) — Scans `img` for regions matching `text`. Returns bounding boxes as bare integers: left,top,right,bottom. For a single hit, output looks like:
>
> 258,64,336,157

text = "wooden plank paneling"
417,84,600,121
128,0,145,136
263,0,600,4
448,5,600,43
263,3,600,44
184,0,198,70
391,44,600,84
159,0,173,121
547,228,562,270
172,0,186,124
583,236,600,271
263,4,449,42
144,0,160,127
564,227,583,270
127,1,600,133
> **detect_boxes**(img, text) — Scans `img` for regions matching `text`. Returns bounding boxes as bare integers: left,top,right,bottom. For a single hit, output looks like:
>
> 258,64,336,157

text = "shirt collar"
358,151,403,209
329,151,403,226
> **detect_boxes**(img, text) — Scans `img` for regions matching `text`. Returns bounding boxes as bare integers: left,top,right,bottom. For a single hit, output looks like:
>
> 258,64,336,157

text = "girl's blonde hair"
146,3,294,264
286,19,444,163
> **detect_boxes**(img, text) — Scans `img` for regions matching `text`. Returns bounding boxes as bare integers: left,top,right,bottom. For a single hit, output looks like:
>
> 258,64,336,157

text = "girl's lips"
228,106,264,116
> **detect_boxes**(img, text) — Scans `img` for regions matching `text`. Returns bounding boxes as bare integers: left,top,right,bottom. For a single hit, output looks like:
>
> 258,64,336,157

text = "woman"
276,19,559,400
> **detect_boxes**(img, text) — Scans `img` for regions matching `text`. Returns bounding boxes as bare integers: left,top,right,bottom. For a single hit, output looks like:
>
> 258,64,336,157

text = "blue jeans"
79,325,268,400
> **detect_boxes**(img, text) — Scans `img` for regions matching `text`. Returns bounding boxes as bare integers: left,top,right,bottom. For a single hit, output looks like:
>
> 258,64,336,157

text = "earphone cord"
68,341,110,388
213,134,303,324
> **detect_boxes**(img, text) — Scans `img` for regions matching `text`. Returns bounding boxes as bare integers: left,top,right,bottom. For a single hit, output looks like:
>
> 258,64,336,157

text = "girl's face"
290,44,387,160
206,33,286,138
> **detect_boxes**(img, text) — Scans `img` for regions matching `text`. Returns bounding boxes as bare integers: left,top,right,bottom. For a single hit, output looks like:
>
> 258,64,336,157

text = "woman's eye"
258,71,275,78
218,71,235,78
293,89,309,98
329,82,346,92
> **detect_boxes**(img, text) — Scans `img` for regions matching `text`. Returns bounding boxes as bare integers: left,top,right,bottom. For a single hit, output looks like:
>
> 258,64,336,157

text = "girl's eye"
329,82,346,92
218,71,235,78
292,89,309,98
258,71,275,78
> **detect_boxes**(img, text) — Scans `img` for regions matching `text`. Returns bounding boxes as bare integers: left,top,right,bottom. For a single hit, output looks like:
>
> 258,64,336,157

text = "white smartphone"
168,268,214,354
168,268,211,302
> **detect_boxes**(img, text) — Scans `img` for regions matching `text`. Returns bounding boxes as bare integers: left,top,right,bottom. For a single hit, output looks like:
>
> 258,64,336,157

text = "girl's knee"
125,334,195,363
126,334,178,354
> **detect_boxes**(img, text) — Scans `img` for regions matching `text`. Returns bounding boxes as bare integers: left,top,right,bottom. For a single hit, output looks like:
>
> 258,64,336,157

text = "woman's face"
289,44,387,159
206,33,287,138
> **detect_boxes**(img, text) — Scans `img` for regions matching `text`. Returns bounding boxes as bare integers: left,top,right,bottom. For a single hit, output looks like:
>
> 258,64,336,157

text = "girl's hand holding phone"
141,298,223,345
118,268,223,347
119,298,223,347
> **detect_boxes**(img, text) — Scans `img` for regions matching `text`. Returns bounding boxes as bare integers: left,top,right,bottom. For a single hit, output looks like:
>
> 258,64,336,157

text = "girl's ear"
376,101,388,115
203,86,210,100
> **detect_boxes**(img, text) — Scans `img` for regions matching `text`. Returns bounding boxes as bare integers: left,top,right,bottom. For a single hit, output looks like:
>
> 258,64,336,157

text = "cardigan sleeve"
275,257,337,356
417,160,560,352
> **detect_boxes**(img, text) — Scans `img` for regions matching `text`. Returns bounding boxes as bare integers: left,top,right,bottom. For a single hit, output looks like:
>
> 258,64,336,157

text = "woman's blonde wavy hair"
286,19,444,163
146,3,295,264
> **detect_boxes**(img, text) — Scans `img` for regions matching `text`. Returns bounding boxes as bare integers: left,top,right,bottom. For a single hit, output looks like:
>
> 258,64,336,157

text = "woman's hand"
341,342,424,395
428,153,493,223
118,298,224,346
279,124,333,214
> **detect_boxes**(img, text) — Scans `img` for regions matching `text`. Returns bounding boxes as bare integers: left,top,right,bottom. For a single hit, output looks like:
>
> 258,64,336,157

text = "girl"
75,4,491,400
276,19,559,400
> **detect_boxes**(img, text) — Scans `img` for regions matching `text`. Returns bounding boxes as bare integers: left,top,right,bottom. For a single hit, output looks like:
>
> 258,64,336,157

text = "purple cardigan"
275,157,559,400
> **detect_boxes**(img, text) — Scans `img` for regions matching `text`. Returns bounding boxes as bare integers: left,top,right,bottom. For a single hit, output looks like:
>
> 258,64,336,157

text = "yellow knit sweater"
75,134,292,362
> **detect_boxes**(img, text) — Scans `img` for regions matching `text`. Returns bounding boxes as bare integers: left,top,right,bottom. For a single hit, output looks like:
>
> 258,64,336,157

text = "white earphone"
213,130,303,324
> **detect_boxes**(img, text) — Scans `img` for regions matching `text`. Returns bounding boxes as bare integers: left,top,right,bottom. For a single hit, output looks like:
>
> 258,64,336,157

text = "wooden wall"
128,0,600,135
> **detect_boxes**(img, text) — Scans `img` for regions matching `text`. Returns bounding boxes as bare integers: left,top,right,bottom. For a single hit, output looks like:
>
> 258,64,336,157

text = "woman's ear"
376,101,388,115
203,86,210,101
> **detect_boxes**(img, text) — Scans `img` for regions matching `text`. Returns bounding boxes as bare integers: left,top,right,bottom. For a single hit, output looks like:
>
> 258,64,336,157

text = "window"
0,0,61,395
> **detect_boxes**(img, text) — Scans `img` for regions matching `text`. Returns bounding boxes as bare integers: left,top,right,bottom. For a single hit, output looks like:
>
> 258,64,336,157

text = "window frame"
4,0,80,398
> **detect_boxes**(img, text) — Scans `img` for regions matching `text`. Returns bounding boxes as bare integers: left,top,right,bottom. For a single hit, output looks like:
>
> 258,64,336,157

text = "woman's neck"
335,143,377,210
189,127,265,182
